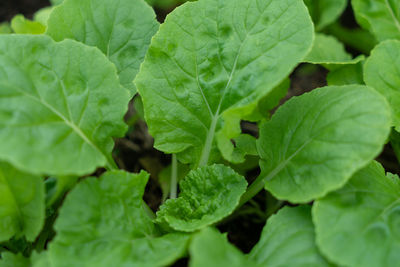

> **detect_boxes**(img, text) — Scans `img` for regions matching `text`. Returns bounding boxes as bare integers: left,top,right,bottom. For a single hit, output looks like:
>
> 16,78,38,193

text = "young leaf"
0,35,130,175
156,164,247,232
0,162,44,242
352,0,400,41
313,161,400,267
135,0,314,167
257,85,391,203
189,228,258,267
327,59,365,86
304,33,353,65
47,170,190,266
46,0,159,93
364,40,400,131
249,206,331,267
10,15,46,35
304,0,347,30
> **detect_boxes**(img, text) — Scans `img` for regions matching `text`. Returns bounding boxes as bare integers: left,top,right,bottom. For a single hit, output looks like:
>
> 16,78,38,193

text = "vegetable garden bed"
0,0,400,266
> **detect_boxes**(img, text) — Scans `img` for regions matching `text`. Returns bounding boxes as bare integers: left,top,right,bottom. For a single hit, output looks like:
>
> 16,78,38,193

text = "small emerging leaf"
11,15,46,34
156,164,247,232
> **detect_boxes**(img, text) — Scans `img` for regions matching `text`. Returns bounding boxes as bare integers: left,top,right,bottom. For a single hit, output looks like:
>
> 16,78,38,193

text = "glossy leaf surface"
135,0,314,166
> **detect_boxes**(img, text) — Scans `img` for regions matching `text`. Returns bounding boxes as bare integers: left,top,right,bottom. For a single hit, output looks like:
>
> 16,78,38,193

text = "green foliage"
364,40,400,130
10,15,45,35
156,164,247,232
46,0,159,93
135,0,314,167
352,0,400,41
257,85,391,203
0,35,130,175
46,170,190,266
249,206,331,266
313,161,400,267
0,162,44,242
0,253,29,267
305,0,347,30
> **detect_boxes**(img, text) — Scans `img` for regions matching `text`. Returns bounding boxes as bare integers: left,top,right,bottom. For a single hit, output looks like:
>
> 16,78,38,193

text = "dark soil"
0,0,50,22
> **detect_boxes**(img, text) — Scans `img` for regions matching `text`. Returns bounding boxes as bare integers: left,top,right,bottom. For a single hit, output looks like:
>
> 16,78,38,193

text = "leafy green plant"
0,0,399,266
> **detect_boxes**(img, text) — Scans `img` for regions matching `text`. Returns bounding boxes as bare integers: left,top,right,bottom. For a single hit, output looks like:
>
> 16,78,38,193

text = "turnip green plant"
0,0,399,266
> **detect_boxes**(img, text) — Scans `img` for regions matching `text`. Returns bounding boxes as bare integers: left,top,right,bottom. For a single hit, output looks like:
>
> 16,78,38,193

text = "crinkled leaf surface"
304,33,353,64
0,35,130,175
364,40,400,130
313,161,400,267
0,162,44,242
135,0,314,167
189,228,258,267
305,0,347,30
249,206,331,267
46,0,159,93
257,85,391,203
47,170,190,267
352,0,400,41
156,164,247,232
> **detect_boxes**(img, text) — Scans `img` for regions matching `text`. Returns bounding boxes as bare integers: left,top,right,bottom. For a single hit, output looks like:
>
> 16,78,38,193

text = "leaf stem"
198,115,218,167
238,173,267,208
170,154,178,199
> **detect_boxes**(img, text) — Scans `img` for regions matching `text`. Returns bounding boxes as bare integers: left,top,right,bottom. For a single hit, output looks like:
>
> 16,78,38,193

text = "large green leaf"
305,0,347,30
0,35,130,175
0,253,29,267
135,0,314,167
46,0,159,93
313,161,400,267
249,206,331,267
189,228,258,267
47,170,190,267
352,0,400,41
257,85,391,203
364,40,400,130
156,164,247,232
0,162,44,242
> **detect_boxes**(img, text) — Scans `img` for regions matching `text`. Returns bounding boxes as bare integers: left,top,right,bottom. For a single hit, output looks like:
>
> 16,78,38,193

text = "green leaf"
189,228,258,267
10,15,46,35
0,162,44,242
135,0,314,167
257,85,391,203
46,0,159,94
305,0,347,30
313,161,400,267
327,59,365,86
352,0,400,41
0,253,29,267
146,0,188,8
47,170,190,266
50,0,64,5
34,7,54,26
249,206,331,267
156,164,247,232
0,23,12,34
304,33,353,65
0,35,130,175
364,40,400,131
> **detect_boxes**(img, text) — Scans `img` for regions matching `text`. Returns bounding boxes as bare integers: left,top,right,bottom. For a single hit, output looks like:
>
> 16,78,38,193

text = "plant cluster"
0,0,399,266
